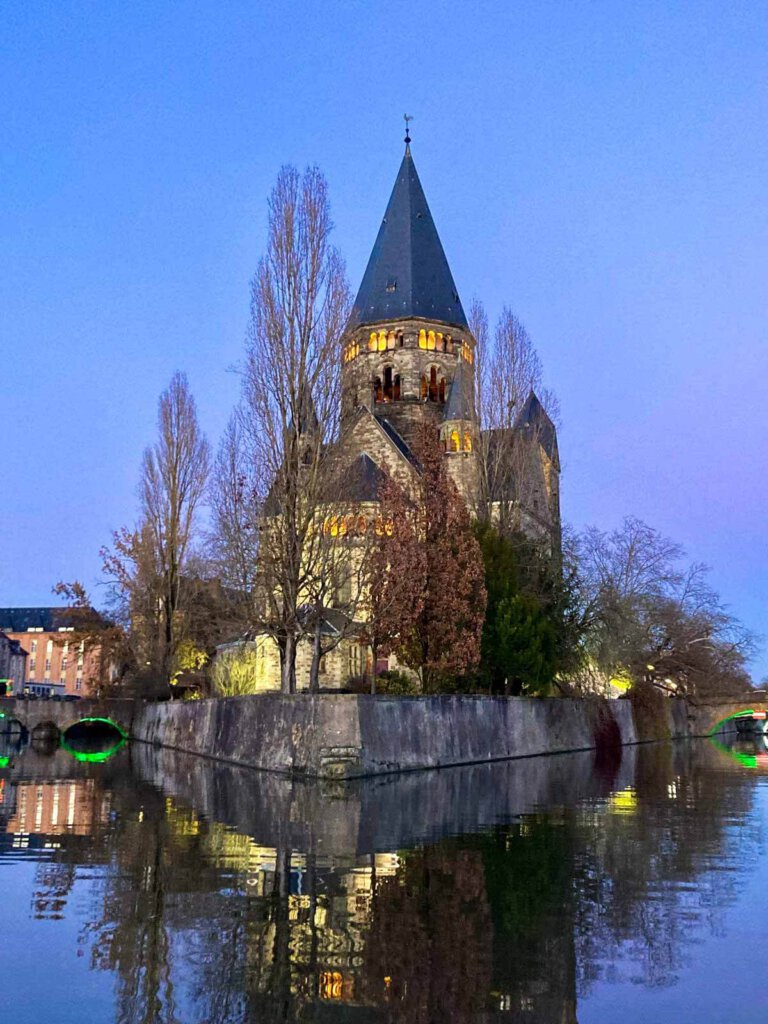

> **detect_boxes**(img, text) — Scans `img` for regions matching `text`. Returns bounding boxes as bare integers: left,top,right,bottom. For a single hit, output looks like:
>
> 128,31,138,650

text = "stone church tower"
340,132,480,504
337,132,560,550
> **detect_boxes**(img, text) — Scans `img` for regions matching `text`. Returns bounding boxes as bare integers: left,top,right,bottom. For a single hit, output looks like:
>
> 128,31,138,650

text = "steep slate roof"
349,145,467,329
374,415,419,468
444,360,475,421
514,392,560,468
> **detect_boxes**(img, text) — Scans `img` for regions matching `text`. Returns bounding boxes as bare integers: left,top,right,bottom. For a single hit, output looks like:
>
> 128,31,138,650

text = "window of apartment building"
75,678,82,692
31,640,38,654
46,639,53,655
44,658,51,673
29,658,36,678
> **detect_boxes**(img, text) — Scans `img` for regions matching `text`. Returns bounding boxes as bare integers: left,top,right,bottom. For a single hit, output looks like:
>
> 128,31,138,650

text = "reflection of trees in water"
361,846,492,1024
5,740,764,1023
573,742,761,993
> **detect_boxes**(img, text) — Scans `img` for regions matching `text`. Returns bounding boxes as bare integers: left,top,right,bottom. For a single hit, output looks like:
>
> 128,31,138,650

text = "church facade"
231,138,561,692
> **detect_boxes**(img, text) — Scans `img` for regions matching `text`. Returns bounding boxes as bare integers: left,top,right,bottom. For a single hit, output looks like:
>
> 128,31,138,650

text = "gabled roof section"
374,415,419,469
514,392,560,468
349,145,467,329
339,453,387,502
444,360,475,422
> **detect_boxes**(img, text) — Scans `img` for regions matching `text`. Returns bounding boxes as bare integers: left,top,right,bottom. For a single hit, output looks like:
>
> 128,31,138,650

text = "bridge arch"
61,716,127,763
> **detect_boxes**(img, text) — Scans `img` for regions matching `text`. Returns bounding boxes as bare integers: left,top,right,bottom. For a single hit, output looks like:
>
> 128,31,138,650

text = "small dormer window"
386,278,397,293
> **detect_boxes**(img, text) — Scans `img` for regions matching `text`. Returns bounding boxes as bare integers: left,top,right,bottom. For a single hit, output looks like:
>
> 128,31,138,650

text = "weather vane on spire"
404,114,414,146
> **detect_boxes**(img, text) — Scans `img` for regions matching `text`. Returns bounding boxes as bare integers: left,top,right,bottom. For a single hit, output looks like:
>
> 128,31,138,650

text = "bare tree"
104,372,210,687
208,410,261,618
575,516,757,699
470,301,559,535
240,165,351,694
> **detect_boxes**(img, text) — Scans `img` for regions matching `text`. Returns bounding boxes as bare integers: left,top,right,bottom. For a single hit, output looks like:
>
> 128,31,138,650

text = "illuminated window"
369,332,377,352
418,329,427,349
450,430,460,452
427,330,436,350
387,330,396,350
320,971,343,1000
463,432,472,452
436,332,444,352
378,330,387,352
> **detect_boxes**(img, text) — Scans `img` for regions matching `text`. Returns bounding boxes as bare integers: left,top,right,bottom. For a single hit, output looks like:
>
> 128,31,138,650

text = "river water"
1,734,767,1023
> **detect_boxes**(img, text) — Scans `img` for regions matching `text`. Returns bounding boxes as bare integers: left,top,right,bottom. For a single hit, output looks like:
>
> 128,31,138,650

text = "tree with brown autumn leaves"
366,426,487,692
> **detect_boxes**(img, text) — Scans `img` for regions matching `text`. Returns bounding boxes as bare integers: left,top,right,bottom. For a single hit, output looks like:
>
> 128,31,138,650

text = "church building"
233,133,561,691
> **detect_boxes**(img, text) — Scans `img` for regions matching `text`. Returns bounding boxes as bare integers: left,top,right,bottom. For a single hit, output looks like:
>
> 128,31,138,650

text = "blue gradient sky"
2,2,766,677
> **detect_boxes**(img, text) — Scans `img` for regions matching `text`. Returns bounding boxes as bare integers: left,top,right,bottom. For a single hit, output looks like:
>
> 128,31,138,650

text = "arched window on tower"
382,366,400,402
428,366,439,402
463,431,472,452
369,332,377,352
419,329,427,349
450,430,461,452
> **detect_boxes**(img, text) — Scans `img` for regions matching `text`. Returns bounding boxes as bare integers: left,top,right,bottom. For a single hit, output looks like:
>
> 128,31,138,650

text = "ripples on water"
1,731,767,1023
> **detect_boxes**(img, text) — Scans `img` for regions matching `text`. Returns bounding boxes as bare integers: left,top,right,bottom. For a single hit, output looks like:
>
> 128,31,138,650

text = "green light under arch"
60,736,127,763
708,709,757,737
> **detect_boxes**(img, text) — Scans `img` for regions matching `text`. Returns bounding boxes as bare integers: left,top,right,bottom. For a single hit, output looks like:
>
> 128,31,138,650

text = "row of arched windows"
343,340,360,363
341,330,474,363
322,514,394,537
368,329,404,353
448,430,473,453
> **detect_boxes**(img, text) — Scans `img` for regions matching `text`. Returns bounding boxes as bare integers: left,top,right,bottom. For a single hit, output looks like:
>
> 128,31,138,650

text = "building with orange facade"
0,608,104,697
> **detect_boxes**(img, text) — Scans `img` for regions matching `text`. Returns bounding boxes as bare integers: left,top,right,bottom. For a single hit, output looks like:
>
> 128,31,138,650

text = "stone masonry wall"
130,694,693,779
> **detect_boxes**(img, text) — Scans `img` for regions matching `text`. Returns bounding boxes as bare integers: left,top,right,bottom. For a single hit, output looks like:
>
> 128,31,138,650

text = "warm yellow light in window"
427,330,436,350
463,432,472,452
378,330,387,351
418,329,427,349
387,330,396,349
450,430,460,452
369,332,377,352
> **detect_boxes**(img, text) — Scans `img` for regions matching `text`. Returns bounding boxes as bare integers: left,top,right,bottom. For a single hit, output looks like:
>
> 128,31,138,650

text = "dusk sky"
2,2,766,677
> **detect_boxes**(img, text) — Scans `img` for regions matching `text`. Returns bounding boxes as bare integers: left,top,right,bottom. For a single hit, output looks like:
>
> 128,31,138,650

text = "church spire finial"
403,113,413,150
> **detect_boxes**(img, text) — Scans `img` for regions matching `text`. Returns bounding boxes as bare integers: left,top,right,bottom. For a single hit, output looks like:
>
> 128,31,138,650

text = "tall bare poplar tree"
242,165,350,693
104,371,210,686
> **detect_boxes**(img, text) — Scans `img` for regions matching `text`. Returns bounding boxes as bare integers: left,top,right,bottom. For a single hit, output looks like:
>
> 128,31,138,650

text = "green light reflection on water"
60,736,127,763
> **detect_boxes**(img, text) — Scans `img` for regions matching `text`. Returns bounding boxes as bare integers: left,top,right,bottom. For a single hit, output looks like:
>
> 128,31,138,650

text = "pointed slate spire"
514,391,560,468
349,144,467,328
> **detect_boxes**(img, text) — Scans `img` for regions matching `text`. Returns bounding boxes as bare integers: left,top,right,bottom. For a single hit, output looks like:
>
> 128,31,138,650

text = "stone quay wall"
130,693,693,780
